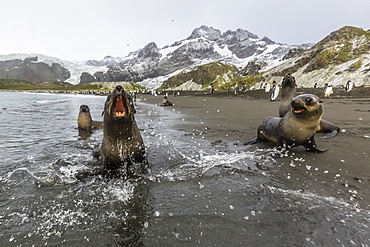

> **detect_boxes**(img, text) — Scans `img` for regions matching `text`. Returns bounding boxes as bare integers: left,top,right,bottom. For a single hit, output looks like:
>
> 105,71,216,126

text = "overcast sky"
0,0,369,61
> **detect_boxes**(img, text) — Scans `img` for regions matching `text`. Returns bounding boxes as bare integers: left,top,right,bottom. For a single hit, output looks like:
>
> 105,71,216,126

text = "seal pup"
279,74,339,139
77,105,104,130
99,85,146,175
159,96,174,106
244,94,327,152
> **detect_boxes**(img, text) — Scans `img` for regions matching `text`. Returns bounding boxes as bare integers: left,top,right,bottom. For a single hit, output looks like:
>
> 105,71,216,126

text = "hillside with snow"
79,25,299,89
260,26,370,88
0,25,369,90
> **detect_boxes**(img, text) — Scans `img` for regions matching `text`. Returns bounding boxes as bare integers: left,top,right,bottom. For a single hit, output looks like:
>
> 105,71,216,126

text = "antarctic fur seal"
77,105,104,130
278,74,297,117
278,74,339,139
159,96,174,106
99,85,147,175
244,94,327,152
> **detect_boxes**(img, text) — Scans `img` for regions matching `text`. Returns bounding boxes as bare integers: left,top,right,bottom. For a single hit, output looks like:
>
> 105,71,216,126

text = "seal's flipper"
317,119,340,139
320,129,339,139
243,138,260,146
304,136,328,153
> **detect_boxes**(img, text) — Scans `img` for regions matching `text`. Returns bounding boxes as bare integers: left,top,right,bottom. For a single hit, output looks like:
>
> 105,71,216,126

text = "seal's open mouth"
293,107,306,114
113,95,126,117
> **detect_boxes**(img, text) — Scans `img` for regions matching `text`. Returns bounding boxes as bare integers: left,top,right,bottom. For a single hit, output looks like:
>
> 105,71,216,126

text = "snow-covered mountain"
0,53,106,84
80,25,300,89
3,25,368,90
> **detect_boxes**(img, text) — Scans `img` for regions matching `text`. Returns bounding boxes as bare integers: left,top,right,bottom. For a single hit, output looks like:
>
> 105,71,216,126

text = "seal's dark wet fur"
99,85,147,175
77,105,104,130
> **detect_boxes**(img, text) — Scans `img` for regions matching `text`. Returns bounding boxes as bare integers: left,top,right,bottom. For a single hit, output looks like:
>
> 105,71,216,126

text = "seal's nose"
116,85,123,92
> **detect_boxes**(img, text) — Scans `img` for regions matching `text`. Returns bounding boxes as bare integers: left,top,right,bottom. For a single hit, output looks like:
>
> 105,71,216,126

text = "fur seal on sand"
77,105,104,130
279,74,339,139
245,94,327,152
278,74,297,117
159,96,174,106
99,85,146,175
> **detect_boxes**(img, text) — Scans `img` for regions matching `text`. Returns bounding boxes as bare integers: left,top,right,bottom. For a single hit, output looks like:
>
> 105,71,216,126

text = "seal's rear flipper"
306,147,328,153
318,119,340,139
243,138,260,146
320,130,338,139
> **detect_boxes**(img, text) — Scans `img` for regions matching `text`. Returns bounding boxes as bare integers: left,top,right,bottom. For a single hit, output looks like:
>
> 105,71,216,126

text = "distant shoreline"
1,86,370,99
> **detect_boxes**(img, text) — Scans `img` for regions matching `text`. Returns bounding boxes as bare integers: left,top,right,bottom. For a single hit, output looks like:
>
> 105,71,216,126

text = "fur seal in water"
77,105,104,130
279,74,339,139
245,94,327,152
99,85,146,175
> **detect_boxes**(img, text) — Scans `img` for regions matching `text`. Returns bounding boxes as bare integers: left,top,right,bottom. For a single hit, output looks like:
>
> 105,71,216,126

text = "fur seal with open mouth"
244,94,327,152
99,85,147,175
279,74,339,139
77,105,104,130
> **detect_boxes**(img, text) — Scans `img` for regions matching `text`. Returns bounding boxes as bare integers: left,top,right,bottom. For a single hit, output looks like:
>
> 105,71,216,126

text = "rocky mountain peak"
187,25,222,41
138,42,160,58
234,28,259,40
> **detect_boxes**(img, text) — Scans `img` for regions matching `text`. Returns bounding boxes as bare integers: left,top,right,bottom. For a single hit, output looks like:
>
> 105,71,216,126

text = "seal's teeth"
115,112,126,117
294,109,305,113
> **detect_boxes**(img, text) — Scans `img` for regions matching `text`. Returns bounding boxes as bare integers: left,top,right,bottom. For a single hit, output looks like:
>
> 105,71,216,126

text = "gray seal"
245,94,327,152
279,74,339,139
77,105,103,130
99,85,147,175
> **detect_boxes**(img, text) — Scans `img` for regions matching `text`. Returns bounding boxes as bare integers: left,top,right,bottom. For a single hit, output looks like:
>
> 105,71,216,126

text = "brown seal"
159,96,173,106
279,74,339,139
245,94,327,152
278,74,297,117
99,85,147,175
77,105,103,130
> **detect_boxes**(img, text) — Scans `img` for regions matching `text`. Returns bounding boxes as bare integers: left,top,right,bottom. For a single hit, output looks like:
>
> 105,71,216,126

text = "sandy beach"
1,89,369,245
139,88,370,209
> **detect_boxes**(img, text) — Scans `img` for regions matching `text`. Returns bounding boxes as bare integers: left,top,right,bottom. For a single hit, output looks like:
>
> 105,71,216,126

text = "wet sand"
140,89,370,209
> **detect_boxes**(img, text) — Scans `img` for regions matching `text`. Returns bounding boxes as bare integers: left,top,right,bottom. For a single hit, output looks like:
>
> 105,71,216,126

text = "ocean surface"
0,91,369,246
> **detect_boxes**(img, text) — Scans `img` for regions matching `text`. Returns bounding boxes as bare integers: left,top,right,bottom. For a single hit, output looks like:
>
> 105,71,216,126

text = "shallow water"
0,92,369,246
